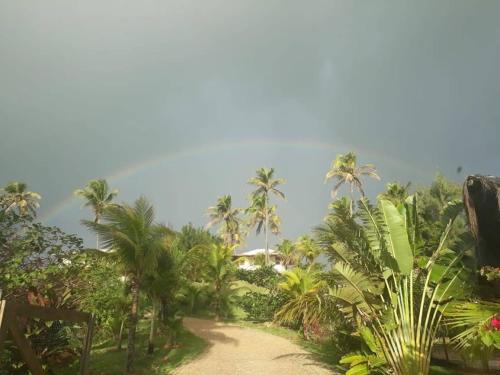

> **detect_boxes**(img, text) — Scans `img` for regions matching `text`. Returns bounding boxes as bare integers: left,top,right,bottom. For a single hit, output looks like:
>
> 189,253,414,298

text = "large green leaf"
379,199,413,275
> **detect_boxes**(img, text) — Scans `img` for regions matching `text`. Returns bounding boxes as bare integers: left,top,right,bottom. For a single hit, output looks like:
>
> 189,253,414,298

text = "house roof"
234,248,279,257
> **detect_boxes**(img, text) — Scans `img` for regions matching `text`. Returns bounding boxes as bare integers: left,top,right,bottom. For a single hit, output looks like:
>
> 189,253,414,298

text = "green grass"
55,321,207,375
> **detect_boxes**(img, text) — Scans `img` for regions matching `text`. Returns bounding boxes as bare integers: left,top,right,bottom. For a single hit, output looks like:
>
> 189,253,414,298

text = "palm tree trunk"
264,195,269,266
147,301,156,354
117,318,125,350
349,184,354,216
95,214,100,249
126,277,140,373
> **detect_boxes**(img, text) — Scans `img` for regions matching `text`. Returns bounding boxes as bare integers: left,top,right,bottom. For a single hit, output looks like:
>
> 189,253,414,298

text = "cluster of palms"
206,153,379,266
74,180,178,372
206,167,285,265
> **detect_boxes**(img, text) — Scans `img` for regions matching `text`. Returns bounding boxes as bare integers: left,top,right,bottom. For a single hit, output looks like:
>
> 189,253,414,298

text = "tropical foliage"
1,153,497,374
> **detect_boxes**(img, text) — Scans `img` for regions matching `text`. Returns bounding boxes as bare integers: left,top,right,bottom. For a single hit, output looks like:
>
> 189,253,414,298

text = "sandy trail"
173,317,335,375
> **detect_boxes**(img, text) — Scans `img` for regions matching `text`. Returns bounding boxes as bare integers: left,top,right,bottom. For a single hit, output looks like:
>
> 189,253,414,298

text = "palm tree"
143,225,176,354
248,167,286,264
274,268,329,339
75,179,118,249
2,182,41,216
206,195,243,247
83,197,164,372
295,235,322,268
276,239,298,269
205,243,236,320
325,152,380,214
246,194,282,254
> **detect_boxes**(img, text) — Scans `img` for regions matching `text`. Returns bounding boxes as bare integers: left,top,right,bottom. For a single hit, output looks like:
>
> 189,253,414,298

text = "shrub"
235,266,280,289
237,290,288,322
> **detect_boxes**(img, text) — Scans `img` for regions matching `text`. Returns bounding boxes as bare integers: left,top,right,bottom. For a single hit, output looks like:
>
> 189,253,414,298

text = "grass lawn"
54,321,207,375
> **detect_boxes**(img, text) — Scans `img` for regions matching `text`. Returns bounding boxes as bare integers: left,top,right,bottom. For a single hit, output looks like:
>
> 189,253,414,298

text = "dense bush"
237,290,288,322
235,266,281,288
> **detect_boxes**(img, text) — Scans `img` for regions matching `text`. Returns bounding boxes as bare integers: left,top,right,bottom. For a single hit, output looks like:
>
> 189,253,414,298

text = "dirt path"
173,317,335,375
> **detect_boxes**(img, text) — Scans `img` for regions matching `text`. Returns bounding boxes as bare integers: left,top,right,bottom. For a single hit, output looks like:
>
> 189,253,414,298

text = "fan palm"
206,195,243,247
75,179,118,248
325,152,380,214
83,197,165,372
248,168,285,264
2,181,41,216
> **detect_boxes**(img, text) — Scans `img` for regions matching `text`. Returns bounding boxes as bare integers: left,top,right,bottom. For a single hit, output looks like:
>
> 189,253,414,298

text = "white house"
232,248,287,273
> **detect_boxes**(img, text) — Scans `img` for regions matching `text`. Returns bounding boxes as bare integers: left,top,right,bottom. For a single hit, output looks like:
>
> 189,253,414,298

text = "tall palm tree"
83,197,164,372
206,195,243,246
2,182,41,216
325,152,380,214
248,167,285,264
295,235,322,268
75,179,118,248
246,194,281,239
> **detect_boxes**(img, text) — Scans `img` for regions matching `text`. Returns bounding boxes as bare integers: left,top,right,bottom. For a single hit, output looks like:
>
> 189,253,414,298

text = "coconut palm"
206,195,243,247
2,181,41,216
295,235,322,268
75,179,118,248
325,152,380,214
276,239,298,269
248,168,285,264
246,194,281,243
83,197,164,372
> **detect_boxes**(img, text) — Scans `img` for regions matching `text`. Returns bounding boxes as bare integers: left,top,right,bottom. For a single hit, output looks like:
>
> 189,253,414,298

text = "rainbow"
42,138,425,222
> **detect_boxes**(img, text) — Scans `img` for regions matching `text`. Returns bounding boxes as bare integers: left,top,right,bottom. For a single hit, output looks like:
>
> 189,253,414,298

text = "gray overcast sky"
1,0,499,249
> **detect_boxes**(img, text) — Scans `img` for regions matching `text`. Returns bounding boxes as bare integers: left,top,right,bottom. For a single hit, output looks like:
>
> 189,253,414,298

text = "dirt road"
173,317,335,375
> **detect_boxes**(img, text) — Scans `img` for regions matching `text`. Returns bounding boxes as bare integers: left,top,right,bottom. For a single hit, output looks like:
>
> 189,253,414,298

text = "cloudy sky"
1,0,499,248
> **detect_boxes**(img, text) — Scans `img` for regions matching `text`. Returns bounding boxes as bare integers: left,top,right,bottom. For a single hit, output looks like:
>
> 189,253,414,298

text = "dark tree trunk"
126,277,140,373
463,175,500,267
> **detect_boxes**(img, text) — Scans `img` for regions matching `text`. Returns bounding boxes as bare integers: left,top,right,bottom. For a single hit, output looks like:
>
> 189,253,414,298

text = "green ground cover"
55,323,207,375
